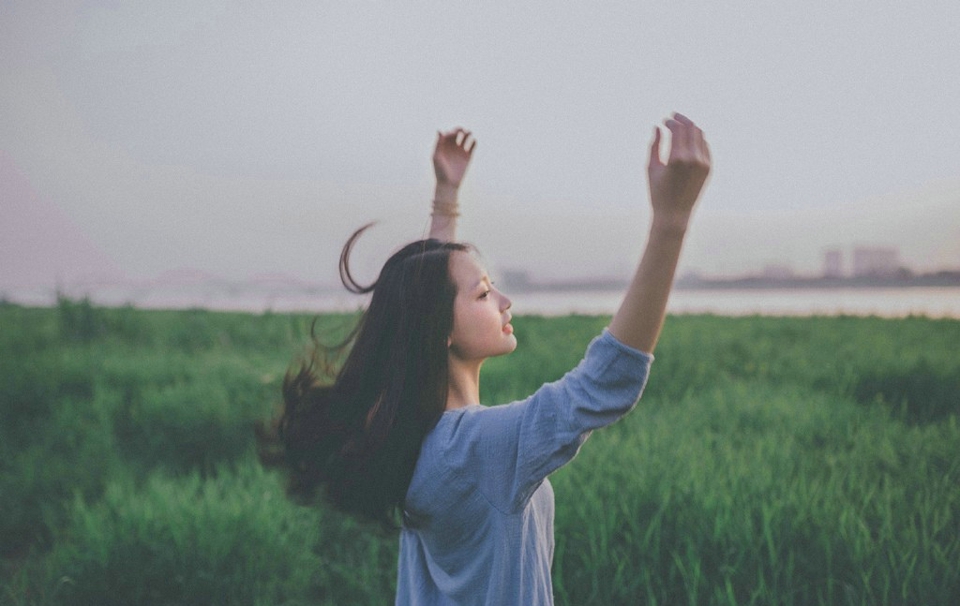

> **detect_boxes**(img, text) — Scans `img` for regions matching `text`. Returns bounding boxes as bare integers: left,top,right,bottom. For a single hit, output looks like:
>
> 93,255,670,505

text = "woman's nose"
500,292,512,311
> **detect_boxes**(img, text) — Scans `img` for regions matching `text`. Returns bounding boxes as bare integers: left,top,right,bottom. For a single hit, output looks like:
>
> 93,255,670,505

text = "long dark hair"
258,225,470,526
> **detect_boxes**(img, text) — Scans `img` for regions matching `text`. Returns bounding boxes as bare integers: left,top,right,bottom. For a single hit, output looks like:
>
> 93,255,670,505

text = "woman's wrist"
434,182,459,201
651,211,691,236
432,182,460,217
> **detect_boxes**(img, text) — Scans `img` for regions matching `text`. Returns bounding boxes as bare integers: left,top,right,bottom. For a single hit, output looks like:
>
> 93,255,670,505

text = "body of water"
517,287,960,318
16,285,958,319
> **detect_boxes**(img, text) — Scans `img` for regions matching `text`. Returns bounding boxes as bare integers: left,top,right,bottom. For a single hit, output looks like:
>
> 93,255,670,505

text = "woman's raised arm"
608,113,711,354
429,128,476,242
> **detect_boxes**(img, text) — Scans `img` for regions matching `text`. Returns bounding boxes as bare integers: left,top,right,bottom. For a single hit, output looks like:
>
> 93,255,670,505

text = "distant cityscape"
501,245,960,292
678,245,960,290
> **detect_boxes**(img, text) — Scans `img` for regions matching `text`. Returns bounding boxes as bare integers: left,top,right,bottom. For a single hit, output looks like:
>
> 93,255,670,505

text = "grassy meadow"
1,298,958,605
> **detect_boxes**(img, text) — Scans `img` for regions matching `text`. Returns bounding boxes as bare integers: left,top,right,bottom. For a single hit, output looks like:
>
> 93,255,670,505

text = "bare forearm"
608,214,690,354
428,183,459,241
609,113,710,353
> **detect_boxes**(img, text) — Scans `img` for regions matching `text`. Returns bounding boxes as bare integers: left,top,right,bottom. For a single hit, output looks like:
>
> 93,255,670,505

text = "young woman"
260,116,711,605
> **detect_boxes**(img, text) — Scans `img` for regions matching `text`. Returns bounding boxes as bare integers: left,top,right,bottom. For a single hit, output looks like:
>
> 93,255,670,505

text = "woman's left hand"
647,113,711,227
433,128,476,189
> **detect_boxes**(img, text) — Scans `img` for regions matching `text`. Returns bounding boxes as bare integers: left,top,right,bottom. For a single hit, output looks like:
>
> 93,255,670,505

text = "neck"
445,355,483,410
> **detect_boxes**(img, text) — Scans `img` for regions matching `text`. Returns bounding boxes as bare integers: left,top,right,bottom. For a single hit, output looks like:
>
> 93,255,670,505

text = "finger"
465,137,477,154
676,113,707,159
664,117,681,136
667,117,697,161
691,127,705,160
664,118,683,160
681,119,697,158
648,126,663,169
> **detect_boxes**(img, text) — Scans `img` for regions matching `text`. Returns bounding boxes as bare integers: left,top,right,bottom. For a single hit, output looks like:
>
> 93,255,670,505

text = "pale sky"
2,0,959,290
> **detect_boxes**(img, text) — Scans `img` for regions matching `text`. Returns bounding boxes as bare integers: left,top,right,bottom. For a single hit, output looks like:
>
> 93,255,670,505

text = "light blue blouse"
396,330,653,605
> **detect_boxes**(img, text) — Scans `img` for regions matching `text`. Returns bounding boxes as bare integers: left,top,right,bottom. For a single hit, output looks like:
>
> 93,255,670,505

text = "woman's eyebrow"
470,275,490,290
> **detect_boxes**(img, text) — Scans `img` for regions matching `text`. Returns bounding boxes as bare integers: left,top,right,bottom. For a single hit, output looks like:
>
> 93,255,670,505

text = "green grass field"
1,298,958,604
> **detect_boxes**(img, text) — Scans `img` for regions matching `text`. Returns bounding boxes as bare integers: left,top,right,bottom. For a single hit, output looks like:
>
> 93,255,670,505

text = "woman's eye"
479,290,490,299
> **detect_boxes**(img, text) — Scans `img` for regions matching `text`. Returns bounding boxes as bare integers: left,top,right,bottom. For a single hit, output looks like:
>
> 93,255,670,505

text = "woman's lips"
502,323,514,335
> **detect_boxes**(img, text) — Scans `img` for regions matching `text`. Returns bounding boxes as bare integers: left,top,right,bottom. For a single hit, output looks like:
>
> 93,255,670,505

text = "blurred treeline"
1,298,958,604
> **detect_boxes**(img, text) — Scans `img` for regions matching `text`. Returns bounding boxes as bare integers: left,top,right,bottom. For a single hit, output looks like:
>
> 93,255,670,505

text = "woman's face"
447,251,516,362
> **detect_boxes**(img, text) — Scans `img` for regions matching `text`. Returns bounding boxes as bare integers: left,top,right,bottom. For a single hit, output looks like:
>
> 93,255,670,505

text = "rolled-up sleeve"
457,329,654,512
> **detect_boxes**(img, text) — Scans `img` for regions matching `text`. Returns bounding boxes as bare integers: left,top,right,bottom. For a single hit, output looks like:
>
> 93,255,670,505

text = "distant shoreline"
503,270,960,293
676,271,960,290
4,284,959,319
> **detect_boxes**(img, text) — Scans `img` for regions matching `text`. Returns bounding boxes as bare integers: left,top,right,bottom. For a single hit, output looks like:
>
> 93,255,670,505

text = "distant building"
852,246,899,277
822,248,843,278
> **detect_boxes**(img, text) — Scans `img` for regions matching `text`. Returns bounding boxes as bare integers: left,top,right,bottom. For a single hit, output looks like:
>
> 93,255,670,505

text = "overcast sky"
2,0,959,288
